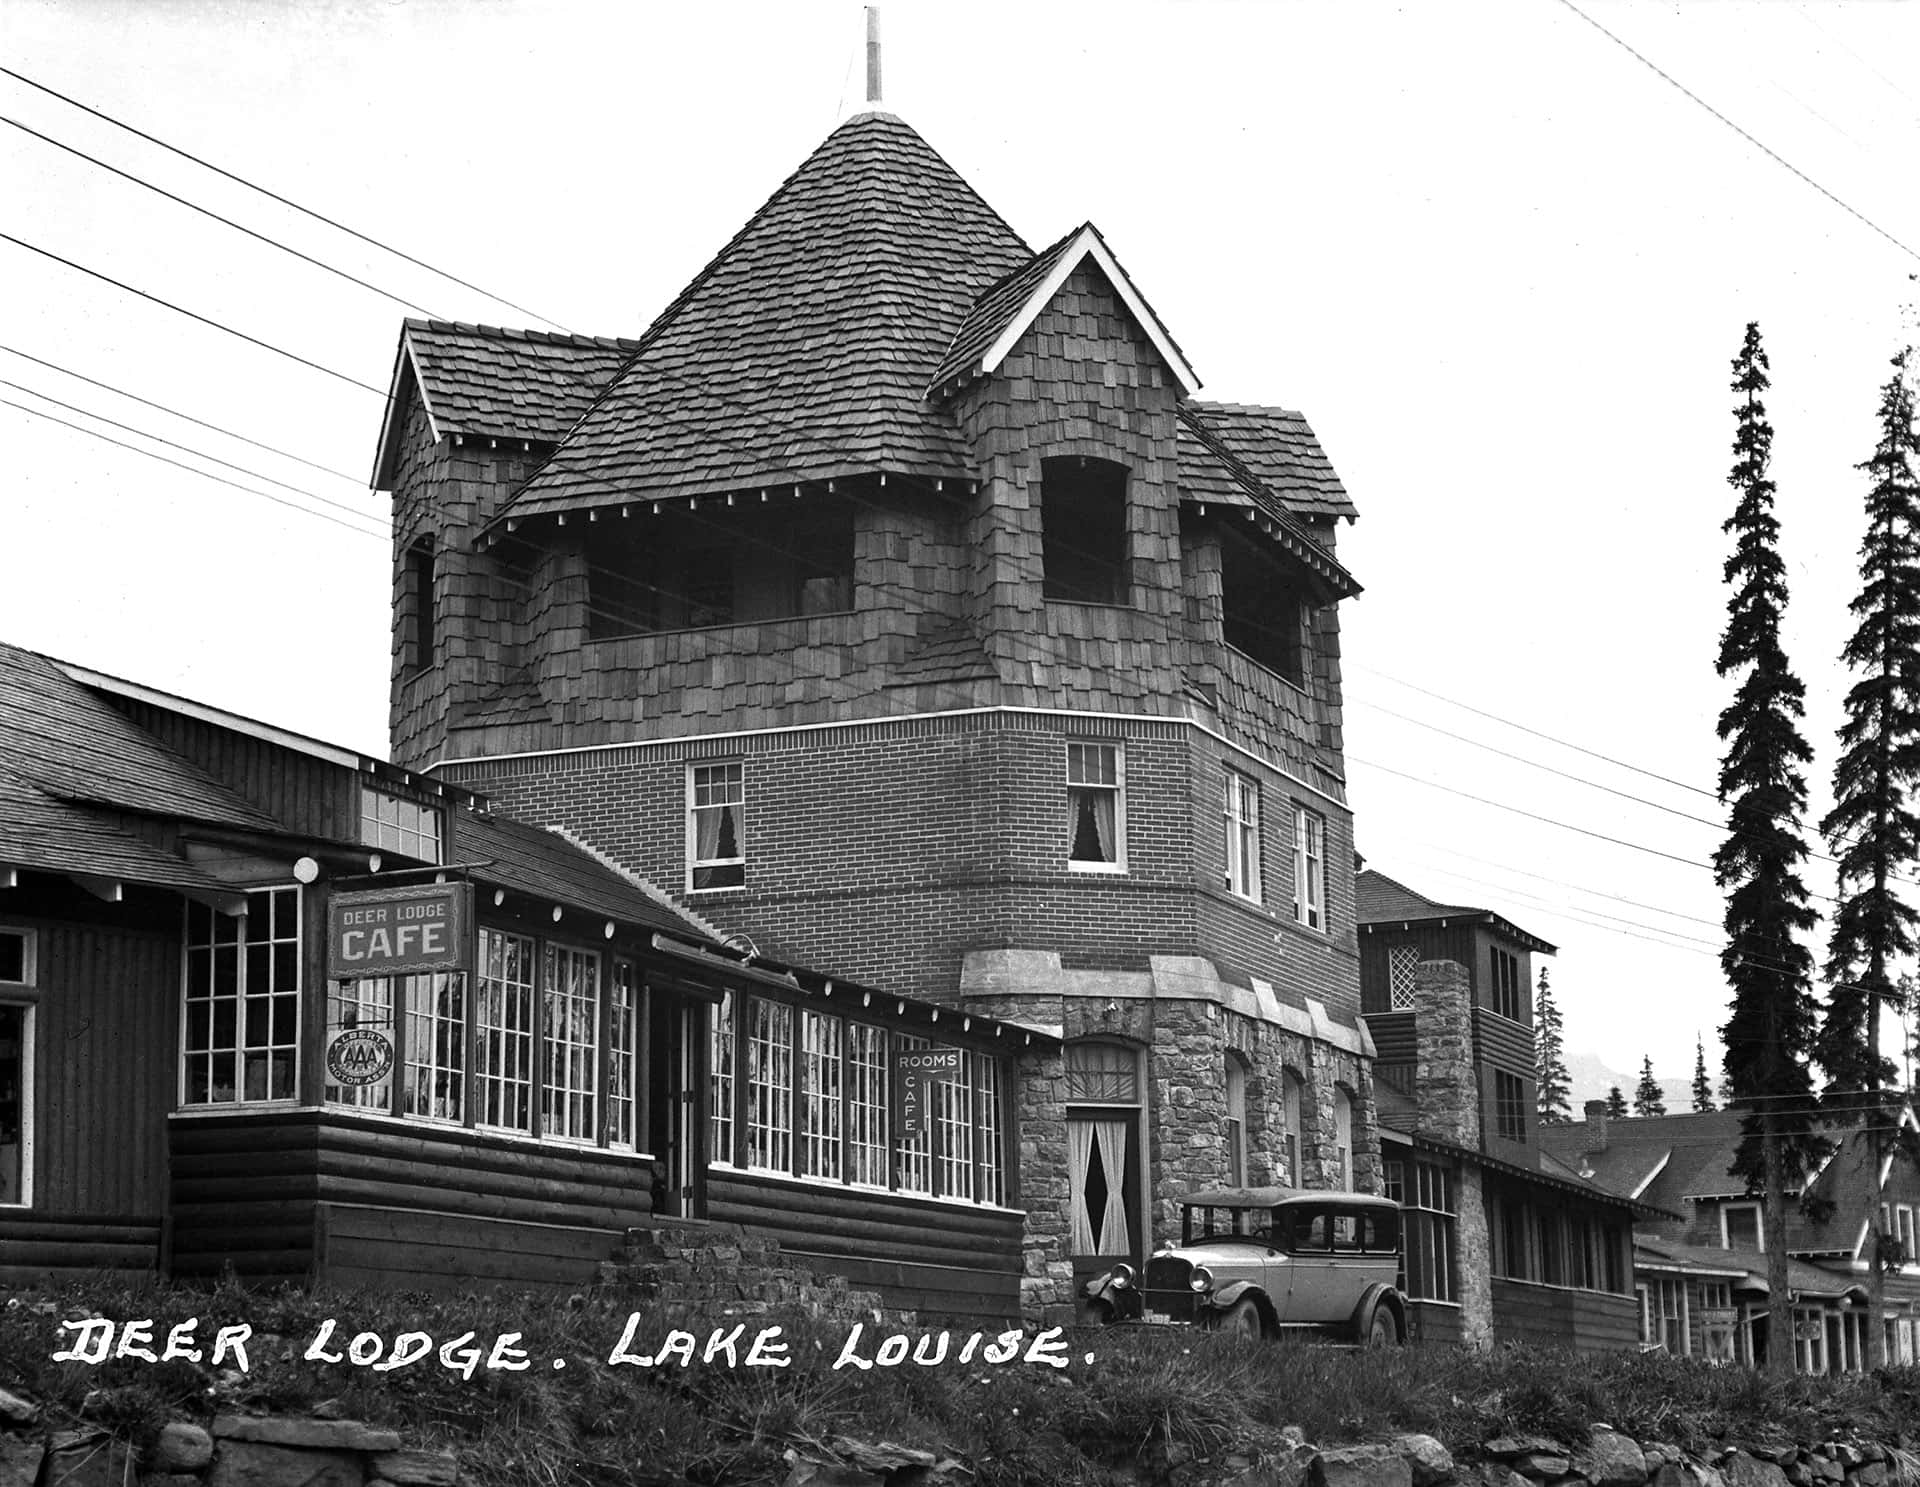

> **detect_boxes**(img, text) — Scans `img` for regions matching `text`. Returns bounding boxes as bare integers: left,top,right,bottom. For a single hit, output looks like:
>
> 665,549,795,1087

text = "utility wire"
2,378,383,527
0,65,569,331
0,233,386,397
1553,0,1920,265
1,399,386,541
0,344,365,485
3,115,440,317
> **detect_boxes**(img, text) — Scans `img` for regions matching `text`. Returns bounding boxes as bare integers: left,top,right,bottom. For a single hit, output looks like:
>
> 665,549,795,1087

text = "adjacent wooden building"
0,641,1049,1316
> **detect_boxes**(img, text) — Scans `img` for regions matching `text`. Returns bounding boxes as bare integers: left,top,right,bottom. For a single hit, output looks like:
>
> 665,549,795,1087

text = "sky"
5,0,1919,1094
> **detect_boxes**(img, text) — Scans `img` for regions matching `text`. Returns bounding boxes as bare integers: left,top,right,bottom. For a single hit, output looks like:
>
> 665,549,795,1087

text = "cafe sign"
894,1046,963,1138
326,882,472,978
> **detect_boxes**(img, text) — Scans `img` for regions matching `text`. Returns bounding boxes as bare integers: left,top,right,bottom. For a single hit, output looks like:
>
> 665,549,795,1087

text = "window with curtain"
476,928,536,1132
1282,1069,1303,1186
542,945,599,1142
689,762,746,889
710,991,735,1164
1224,1055,1248,1186
1066,742,1124,869
800,1010,842,1180
745,998,793,1173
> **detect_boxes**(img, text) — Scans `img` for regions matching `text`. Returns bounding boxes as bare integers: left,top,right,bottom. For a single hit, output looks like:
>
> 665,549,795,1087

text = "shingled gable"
476,110,1032,537
370,321,642,490
928,221,1199,399
1355,867,1556,954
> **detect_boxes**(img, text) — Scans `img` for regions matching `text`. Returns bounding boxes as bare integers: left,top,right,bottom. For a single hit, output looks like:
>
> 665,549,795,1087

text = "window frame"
1223,767,1262,902
1040,455,1130,607
1066,742,1127,873
359,785,444,864
1494,1069,1528,1143
687,761,747,892
181,886,302,1109
0,930,36,1209
1292,807,1325,930
1224,1054,1248,1187
1721,1201,1764,1252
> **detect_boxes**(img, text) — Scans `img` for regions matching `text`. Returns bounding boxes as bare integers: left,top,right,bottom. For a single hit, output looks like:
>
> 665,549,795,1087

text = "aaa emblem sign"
894,1047,962,1138
326,883,471,978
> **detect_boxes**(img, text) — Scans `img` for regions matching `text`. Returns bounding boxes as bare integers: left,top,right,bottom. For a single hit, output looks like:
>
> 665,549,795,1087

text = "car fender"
1206,1280,1271,1315
1349,1282,1405,1335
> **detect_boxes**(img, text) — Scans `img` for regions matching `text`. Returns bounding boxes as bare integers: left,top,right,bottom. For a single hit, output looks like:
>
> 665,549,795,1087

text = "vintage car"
1082,1186,1407,1344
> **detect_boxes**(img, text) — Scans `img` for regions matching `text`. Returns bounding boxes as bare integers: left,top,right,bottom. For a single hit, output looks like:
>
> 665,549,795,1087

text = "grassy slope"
14,1278,1920,1487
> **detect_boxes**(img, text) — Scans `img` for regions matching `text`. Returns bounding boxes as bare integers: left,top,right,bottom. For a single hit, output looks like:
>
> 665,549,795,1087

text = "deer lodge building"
371,102,1371,1317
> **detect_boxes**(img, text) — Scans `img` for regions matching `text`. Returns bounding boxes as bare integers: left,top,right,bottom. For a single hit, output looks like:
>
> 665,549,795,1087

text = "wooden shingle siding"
1491,1276,1638,1350
706,1170,1022,1321
168,1110,656,1286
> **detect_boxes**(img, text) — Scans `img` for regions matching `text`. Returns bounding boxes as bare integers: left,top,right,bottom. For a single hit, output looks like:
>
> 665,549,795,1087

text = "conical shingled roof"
491,112,1030,526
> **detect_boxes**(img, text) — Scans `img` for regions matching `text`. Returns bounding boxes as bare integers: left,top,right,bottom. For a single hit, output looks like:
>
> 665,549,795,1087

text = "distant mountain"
1562,1050,1700,1112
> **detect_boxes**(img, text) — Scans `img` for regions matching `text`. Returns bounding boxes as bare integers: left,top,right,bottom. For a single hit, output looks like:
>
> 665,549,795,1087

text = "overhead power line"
1,399,386,541
3,115,439,317
0,232,386,397
0,65,570,331
0,343,365,484
1554,0,1920,265
2,378,383,527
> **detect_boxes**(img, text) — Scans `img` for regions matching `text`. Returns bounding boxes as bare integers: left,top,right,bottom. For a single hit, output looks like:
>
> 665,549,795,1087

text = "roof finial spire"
865,7,883,107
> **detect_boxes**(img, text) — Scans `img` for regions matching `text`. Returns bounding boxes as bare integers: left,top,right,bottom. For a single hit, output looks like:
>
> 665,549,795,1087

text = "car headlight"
1111,1263,1134,1290
1191,1266,1214,1293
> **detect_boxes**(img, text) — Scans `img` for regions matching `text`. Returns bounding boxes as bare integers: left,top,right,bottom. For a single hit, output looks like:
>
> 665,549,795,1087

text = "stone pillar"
1010,1043,1075,1325
1150,1000,1226,1242
1413,958,1492,1349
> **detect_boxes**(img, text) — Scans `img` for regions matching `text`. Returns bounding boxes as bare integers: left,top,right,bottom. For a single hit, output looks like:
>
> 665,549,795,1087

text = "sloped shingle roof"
1184,402,1356,521
1354,867,1555,953
488,112,1032,527
0,644,277,833
407,322,639,444
0,774,246,904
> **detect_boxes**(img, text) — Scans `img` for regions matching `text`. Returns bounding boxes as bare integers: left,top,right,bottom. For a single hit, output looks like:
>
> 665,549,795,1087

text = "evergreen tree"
1715,322,1823,1376
1605,1085,1628,1119
1816,347,1920,1366
1633,1056,1667,1117
1535,966,1573,1124
1692,1034,1717,1112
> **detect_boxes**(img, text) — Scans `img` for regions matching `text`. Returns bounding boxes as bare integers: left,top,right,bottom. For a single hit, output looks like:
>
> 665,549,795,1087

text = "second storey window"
361,786,443,864
1495,1070,1527,1142
689,762,746,889
1489,947,1524,1021
1067,742,1124,870
1223,768,1261,900
1293,808,1324,929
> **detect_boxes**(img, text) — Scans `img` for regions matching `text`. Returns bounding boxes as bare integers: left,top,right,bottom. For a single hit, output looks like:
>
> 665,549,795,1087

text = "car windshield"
1181,1205,1279,1245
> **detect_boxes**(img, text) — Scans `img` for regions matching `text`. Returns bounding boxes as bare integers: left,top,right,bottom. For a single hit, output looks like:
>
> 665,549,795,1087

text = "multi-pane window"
1066,743,1124,868
745,998,793,1172
973,1053,1005,1207
933,1061,975,1202
1489,947,1524,1021
403,972,464,1123
325,978,394,1110
689,762,746,889
801,1011,842,1180
542,946,599,1142
476,929,536,1132
1388,945,1418,1009
359,787,442,863
710,991,736,1164
847,1025,888,1187
1223,769,1261,900
1641,1278,1688,1354
1386,1160,1457,1302
1495,1070,1527,1142
1293,808,1324,929
607,961,637,1148
183,887,300,1105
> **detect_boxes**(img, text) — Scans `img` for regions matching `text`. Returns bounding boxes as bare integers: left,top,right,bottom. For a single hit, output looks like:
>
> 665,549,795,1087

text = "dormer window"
360,785,443,863
1042,456,1128,605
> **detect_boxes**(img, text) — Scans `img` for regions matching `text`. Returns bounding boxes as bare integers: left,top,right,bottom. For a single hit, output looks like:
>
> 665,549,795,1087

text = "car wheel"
1222,1297,1263,1341
1363,1304,1401,1348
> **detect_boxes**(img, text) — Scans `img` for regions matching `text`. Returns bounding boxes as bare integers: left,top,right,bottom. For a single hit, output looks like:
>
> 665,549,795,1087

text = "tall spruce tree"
1605,1085,1628,1119
1816,347,1920,1366
1715,322,1823,1376
1633,1056,1667,1117
1692,1034,1718,1112
1535,966,1573,1125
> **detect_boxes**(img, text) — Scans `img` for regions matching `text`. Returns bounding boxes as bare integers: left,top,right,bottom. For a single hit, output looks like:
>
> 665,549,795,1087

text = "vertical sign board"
324,883,473,1093
894,1046,963,1138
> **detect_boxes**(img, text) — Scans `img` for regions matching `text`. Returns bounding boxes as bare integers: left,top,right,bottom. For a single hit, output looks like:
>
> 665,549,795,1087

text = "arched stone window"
1224,1054,1248,1187
1333,1086,1354,1191
1281,1068,1304,1188
1063,1039,1143,1276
